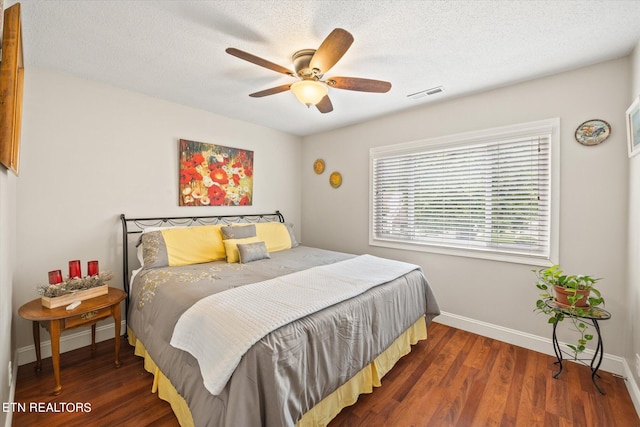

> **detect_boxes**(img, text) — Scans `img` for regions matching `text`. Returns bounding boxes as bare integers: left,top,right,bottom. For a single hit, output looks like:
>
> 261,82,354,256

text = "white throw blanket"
170,254,420,395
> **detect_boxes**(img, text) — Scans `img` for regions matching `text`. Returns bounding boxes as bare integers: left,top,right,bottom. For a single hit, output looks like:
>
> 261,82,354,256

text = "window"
370,119,559,265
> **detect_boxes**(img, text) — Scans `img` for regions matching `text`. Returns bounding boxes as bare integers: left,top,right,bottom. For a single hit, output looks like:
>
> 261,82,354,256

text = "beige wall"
302,58,630,357
0,162,17,427
11,67,303,351
628,39,640,391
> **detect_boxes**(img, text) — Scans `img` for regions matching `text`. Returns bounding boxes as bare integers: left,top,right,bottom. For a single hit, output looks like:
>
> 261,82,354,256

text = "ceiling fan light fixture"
226,28,391,113
290,80,328,107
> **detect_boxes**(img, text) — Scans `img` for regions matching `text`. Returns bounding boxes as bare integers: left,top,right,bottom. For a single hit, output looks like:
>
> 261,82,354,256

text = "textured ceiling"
8,0,640,136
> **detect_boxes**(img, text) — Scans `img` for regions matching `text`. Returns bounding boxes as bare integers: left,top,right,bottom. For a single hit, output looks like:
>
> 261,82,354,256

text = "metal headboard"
120,211,284,323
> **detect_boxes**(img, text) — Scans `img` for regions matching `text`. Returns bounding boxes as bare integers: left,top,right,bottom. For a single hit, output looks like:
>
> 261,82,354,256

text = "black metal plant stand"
545,299,611,394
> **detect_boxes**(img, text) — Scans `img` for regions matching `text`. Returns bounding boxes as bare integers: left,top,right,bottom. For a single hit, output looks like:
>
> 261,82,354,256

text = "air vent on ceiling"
407,86,444,100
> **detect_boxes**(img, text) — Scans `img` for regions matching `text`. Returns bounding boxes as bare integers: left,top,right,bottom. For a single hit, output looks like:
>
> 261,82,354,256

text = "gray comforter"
128,246,440,427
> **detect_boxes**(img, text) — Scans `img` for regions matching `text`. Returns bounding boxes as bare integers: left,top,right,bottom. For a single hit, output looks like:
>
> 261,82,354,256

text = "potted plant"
533,265,605,359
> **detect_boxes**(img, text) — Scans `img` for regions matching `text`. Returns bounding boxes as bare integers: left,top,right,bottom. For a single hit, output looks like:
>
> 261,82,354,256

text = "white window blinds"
370,119,558,263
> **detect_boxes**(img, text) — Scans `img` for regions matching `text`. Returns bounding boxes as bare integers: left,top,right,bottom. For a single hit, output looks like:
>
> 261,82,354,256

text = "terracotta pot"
554,285,590,307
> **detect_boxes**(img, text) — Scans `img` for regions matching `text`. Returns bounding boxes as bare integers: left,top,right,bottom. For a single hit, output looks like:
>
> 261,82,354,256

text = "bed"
120,211,440,427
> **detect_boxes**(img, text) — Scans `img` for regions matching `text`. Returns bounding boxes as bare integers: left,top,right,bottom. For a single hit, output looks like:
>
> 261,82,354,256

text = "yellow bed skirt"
127,317,427,427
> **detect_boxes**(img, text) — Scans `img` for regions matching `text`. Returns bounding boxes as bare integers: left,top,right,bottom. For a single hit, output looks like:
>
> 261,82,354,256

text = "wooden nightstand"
18,287,127,395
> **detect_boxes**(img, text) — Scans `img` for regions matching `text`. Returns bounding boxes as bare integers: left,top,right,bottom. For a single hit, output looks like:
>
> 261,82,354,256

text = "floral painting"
179,139,253,206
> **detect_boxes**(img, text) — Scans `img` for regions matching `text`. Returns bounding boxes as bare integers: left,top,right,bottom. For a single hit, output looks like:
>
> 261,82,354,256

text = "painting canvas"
179,139,253,206
627,96,640,158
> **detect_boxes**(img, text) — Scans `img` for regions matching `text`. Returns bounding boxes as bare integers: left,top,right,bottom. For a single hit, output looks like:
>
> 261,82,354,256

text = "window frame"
369,118,560,266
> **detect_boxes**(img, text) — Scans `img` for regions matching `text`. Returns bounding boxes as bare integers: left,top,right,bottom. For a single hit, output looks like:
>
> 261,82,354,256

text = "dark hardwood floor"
13,335,178,427
12,322,640,426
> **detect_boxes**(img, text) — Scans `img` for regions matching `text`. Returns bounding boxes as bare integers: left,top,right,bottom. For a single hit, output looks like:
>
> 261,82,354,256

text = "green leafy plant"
533,265,604,359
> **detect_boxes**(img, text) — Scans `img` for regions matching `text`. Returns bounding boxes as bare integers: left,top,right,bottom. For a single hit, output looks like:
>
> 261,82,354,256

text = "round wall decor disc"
575,119,611,146
313,159,325,174
329,171,342,188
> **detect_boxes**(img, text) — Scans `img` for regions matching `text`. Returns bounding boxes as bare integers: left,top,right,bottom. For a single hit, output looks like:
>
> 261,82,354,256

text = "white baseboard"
622,358,640,419
17,320,126,366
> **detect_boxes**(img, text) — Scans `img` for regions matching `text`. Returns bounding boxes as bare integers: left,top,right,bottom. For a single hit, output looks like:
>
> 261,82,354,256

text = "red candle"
87,260,99,276
48,270,63,285
69,260,81,279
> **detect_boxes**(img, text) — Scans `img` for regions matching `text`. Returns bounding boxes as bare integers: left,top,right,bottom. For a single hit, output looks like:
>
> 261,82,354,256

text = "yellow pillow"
255,222,292,252
223,236,260,263
161,225,225,266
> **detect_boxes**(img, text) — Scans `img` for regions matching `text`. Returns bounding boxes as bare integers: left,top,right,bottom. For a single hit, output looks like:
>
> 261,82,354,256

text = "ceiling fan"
226,28,391,113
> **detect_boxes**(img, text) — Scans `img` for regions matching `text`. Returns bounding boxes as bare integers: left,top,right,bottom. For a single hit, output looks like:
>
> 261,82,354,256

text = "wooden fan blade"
327,77,392,93
309,28,354,74
249,84,292,98
316,95,333,114
226,48,295,76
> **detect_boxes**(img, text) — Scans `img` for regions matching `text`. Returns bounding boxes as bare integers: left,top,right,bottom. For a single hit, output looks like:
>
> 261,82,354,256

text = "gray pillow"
140,231,169,268
284,223,299,248
237,241,271,263
221,224,256,240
